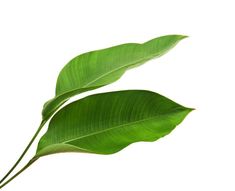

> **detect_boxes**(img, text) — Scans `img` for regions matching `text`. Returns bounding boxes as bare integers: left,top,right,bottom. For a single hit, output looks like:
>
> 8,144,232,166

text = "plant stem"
0,157,38,189
0,120,46,185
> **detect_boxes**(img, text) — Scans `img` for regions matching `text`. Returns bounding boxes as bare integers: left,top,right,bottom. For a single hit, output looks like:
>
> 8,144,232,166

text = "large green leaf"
36,90,192,157
42,35,187,120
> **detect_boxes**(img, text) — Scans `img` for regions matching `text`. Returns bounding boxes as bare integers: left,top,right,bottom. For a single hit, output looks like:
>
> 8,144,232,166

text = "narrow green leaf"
37,90,192,157
42,35,187,120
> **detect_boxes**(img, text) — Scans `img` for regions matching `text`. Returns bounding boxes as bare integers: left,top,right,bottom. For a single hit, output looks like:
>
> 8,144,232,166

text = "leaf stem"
0,157,38,189
0,120,46,185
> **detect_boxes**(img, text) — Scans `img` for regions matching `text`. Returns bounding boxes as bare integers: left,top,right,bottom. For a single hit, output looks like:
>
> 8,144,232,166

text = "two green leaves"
39,34,191,156
0,35,192,189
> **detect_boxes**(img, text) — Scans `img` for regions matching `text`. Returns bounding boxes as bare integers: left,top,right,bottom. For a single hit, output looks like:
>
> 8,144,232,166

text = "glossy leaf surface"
42,35,187,120
37,90,192,157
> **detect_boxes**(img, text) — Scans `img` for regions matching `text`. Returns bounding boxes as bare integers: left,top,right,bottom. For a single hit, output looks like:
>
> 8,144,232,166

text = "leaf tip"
185,107,195,114
179,35,189,40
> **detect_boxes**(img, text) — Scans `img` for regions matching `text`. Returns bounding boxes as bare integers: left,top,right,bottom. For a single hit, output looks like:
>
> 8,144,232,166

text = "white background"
0,0,234,190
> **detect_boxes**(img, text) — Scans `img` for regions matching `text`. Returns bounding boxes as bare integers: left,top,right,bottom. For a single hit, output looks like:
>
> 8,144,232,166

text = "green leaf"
36,90,192,157
42,35,187,120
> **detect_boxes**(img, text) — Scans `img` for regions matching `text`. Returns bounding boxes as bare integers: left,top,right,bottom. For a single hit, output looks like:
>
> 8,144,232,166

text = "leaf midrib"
56,42,169,96
59,108,186,145
44,52,151,117
82,39,181,88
